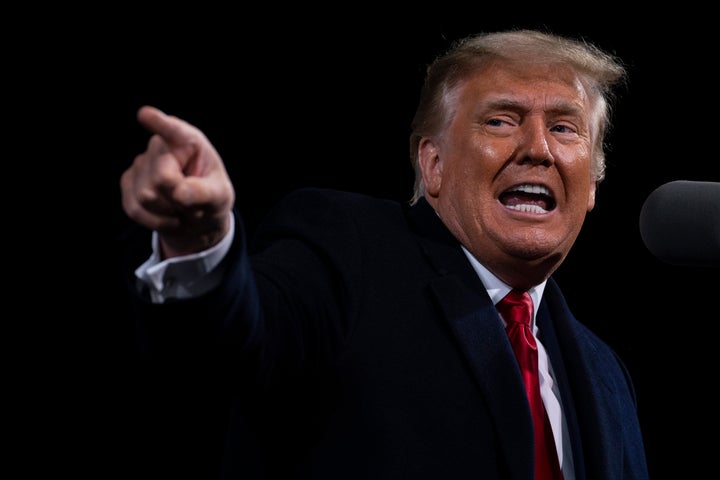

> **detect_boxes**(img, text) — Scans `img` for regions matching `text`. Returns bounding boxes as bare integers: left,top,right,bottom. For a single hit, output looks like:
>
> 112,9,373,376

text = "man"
119,29,649,479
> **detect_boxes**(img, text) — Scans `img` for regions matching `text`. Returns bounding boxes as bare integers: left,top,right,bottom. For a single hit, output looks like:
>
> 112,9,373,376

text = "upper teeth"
508,184,550,195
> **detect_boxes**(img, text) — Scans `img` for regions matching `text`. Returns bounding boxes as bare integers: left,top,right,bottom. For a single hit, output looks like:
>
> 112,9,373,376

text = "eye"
550,124,576,134
486,116,517,128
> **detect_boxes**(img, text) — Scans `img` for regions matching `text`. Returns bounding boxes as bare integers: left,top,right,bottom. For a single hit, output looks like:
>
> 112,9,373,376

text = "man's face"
420,60,598,287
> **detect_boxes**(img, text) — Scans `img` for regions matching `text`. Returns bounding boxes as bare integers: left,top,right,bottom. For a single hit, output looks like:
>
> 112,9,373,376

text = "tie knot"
497,289,533,327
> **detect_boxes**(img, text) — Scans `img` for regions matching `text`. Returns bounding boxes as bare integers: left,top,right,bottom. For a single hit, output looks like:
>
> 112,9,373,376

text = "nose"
518,120,554,167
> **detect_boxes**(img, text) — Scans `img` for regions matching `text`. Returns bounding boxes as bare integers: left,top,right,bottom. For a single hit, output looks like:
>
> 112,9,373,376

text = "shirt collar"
460,245,546,327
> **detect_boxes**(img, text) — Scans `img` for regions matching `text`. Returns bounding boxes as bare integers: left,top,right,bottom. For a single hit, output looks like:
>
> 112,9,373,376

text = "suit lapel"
407,199,535,479
541,280,625,479
429,277,535,479
535,297,586,479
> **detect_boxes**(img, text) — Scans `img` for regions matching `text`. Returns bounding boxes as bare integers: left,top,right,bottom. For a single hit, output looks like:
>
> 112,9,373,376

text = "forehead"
457,59,592,109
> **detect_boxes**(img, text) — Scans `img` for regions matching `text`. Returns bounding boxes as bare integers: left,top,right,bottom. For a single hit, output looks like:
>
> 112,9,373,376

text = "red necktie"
497,289,563,480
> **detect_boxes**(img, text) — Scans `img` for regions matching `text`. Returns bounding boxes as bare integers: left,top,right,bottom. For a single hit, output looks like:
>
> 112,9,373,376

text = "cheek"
557,146,594,188
458,140,511,178
566,140,593,168
476,139,514,161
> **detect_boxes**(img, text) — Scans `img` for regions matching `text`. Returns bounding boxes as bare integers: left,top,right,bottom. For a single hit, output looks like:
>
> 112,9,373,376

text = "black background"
30,7,720,478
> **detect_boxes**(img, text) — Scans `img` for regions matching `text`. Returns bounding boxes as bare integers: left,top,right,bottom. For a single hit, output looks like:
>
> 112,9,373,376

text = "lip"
498,182,557,214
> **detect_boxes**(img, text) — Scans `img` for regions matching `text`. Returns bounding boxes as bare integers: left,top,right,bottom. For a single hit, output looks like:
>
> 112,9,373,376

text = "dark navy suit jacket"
127,188,649,479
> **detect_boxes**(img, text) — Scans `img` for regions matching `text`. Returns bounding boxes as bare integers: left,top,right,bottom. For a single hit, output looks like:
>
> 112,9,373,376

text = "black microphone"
639,180,720,267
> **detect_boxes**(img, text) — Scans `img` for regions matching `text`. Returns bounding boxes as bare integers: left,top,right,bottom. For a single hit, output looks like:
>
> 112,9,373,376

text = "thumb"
172,173,234,212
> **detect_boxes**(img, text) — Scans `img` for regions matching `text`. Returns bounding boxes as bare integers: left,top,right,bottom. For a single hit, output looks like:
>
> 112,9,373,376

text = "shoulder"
280,187,402,208
264,187,408,225
543,278,638,393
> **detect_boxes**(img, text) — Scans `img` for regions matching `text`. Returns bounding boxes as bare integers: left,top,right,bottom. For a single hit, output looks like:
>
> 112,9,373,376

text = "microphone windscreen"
639,180,720,267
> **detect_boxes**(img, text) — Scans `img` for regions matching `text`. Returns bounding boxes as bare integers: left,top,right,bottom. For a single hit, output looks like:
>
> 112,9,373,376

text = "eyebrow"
482,97,586,117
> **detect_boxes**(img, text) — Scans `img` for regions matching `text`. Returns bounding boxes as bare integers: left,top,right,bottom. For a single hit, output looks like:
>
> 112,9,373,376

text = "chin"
506,241,566,265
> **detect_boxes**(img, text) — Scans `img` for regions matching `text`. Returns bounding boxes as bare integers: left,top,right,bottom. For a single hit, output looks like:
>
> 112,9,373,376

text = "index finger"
137,105,198,147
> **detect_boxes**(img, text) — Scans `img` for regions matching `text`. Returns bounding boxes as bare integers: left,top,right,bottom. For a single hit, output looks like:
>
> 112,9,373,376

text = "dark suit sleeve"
122,188,367,477
119,209,266,477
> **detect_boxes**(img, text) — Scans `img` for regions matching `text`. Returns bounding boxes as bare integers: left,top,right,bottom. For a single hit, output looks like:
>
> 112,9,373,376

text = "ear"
587,182,596,212
418,137,443,199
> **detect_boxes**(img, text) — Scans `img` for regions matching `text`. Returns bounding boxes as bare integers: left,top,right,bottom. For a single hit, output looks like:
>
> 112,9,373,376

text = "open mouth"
499,184,556,214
